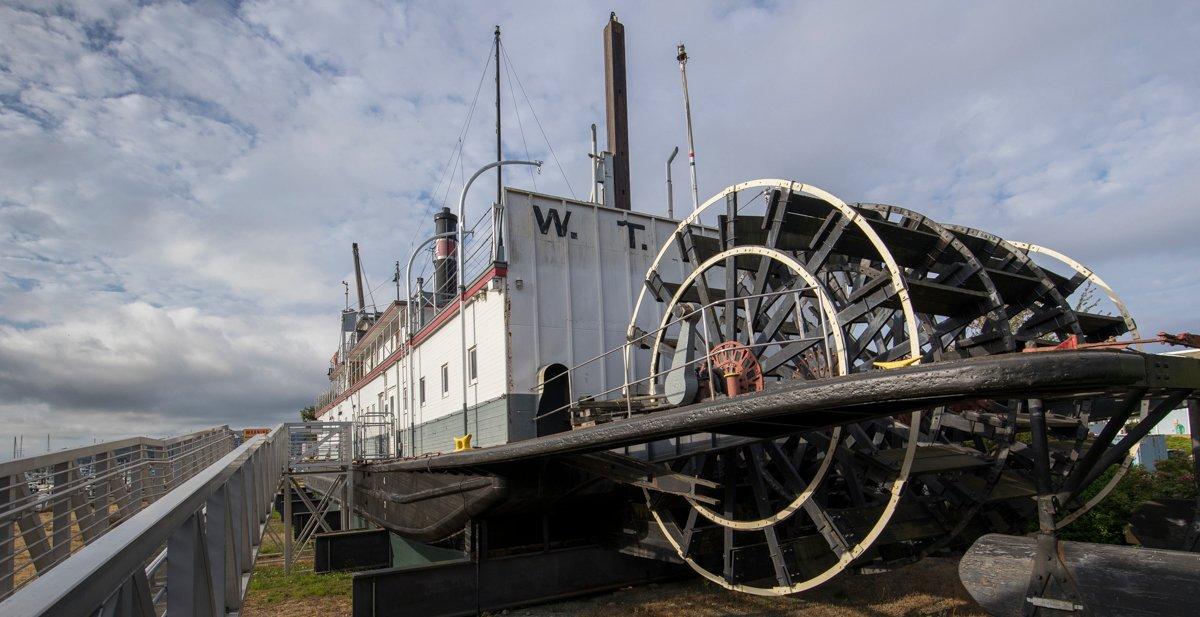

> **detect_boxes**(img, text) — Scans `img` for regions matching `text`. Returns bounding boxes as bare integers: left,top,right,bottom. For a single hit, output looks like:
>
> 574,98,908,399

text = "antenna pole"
677,43,700,212
590,123,600,203
495,26,502,208
666,146,679,219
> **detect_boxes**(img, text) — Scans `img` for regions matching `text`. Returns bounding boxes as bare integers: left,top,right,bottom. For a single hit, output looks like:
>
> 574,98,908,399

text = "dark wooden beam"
961,533,1200,616
603,13,631,211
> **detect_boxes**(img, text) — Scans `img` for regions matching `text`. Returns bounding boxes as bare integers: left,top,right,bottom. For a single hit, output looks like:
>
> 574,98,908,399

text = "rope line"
500,41,576,199
501,46,537,191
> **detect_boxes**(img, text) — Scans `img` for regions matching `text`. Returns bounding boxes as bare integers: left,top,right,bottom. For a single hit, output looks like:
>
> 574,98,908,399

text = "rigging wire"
393,40,493,304
365,266,396,310
434,43,494,213
501,46,537,191
499,41,577,199
360,257,378,313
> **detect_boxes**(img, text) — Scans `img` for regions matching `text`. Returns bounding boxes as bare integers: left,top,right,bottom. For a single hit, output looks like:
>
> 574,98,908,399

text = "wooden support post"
167,442,181,492
51,461,71,563
0,475,12,597
92,451,112,536
12,482,53,574
129,446,145,515
151,444,166,501
69,466,99,544
113,452,133,522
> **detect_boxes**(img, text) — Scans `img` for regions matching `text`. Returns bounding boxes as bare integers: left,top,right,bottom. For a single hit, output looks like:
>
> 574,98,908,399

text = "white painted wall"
404,284,508,428
503,188,689,400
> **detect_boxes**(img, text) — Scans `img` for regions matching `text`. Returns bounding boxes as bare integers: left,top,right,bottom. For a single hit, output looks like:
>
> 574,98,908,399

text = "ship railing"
313,387,337,409
532,286,833,423
461,202,499,292
286,422,352,471
0,426,239,602
407,203,499,332
0,424,286,617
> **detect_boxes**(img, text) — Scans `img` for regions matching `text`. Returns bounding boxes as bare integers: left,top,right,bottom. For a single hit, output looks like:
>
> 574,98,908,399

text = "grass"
242,508,354,615
247,564,353,604
1166,434,1192,454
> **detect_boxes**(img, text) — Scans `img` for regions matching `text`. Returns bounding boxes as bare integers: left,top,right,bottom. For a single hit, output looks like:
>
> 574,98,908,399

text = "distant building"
1150,348,1199,435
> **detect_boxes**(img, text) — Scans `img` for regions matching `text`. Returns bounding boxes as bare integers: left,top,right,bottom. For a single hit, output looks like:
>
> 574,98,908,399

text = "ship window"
419,378,426,406
441,363,449,397
468,347,478,383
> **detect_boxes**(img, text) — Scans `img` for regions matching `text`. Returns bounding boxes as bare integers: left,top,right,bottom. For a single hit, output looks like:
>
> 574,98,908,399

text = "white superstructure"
316,187,686,456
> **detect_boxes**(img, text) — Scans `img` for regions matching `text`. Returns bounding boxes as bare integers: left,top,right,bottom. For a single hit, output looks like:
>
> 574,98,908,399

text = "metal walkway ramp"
0,422,353,617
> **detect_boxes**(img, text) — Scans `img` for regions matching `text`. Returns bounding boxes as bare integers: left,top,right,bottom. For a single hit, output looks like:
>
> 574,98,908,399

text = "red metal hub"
702,341,764,397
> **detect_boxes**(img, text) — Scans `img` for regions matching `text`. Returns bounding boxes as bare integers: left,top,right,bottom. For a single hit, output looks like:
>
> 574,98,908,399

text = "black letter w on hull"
533,205,571,237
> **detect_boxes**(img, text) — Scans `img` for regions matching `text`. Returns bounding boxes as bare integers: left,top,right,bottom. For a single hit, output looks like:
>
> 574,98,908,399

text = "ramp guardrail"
0,426,238,599
0,424,286,617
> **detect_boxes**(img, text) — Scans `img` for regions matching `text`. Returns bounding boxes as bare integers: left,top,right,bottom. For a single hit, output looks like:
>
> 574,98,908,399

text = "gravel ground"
500,557,986,617
245,553,985,616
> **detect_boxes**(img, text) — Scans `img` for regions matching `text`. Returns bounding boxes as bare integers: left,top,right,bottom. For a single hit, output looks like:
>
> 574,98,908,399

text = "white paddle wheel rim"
1011,241,1144,529
629,179,925,595
648,245,848,529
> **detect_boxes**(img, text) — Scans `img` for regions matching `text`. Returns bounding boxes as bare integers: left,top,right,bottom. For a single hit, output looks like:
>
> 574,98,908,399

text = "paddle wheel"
621,178,1179,594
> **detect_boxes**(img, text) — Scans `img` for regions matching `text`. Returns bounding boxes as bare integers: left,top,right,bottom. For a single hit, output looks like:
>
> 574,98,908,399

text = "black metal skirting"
352,545,688,617
315,528,392,573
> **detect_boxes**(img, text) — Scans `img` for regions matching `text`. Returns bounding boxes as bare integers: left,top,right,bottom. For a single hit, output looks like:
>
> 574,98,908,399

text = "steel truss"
281,422,355,574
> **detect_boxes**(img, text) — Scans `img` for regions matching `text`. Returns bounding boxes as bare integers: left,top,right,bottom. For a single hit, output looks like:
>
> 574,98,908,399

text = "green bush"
1166,434,1192,454
1057,450,1196,545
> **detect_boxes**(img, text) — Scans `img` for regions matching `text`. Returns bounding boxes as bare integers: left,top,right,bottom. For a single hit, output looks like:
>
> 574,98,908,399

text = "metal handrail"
0,427,238,599
0,426,231,478
0,425,286,617
0,430,234,520
532,285,831,421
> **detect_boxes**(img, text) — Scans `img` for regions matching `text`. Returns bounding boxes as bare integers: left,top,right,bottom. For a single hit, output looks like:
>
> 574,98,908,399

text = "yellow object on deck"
454,434,473,451
873,357,920,370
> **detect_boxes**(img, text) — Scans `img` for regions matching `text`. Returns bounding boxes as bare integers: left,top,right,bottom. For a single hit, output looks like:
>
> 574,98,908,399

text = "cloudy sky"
2,1,1198,452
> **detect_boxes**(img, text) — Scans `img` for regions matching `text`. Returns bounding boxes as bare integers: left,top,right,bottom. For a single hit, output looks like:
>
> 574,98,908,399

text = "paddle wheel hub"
703,340,764,397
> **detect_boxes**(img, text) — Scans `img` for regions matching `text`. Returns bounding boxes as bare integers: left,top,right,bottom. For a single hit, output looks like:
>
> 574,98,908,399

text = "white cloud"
0,0,1198,450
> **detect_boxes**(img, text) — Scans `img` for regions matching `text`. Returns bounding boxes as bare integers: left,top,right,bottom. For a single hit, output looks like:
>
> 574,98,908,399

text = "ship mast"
495,26,502,208
677,43,700,212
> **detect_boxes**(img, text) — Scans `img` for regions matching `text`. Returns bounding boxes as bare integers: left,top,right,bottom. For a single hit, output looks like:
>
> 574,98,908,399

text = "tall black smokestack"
433,207,458,307
604,12,631,211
